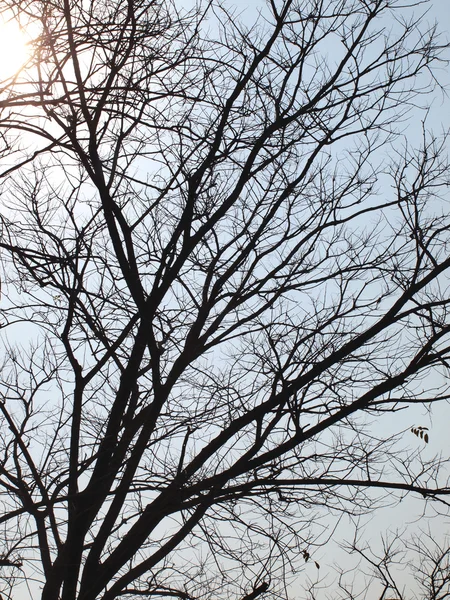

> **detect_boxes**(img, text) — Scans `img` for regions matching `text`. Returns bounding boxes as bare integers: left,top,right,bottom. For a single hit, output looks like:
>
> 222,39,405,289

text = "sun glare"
0,18,30,82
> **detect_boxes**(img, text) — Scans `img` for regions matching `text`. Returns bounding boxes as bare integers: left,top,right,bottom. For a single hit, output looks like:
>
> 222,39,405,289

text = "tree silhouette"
0,0,449,598
305,528,450,600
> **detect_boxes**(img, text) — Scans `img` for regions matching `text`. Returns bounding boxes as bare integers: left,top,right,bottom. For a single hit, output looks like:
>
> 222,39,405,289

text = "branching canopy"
0,0,449,598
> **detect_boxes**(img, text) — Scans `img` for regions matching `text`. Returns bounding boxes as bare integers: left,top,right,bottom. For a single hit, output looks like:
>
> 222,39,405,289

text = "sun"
0,17,30,82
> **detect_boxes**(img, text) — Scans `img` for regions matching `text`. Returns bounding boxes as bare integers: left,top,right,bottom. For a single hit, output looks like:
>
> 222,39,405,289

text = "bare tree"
305,527,450,600
0,0,449,598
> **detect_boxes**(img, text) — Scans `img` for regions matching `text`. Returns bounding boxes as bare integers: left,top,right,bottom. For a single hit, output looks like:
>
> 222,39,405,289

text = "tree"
304,527,450,600
0,0,449,598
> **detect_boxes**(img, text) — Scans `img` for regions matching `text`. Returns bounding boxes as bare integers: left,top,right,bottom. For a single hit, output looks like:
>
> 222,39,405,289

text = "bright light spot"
0,18,30,82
